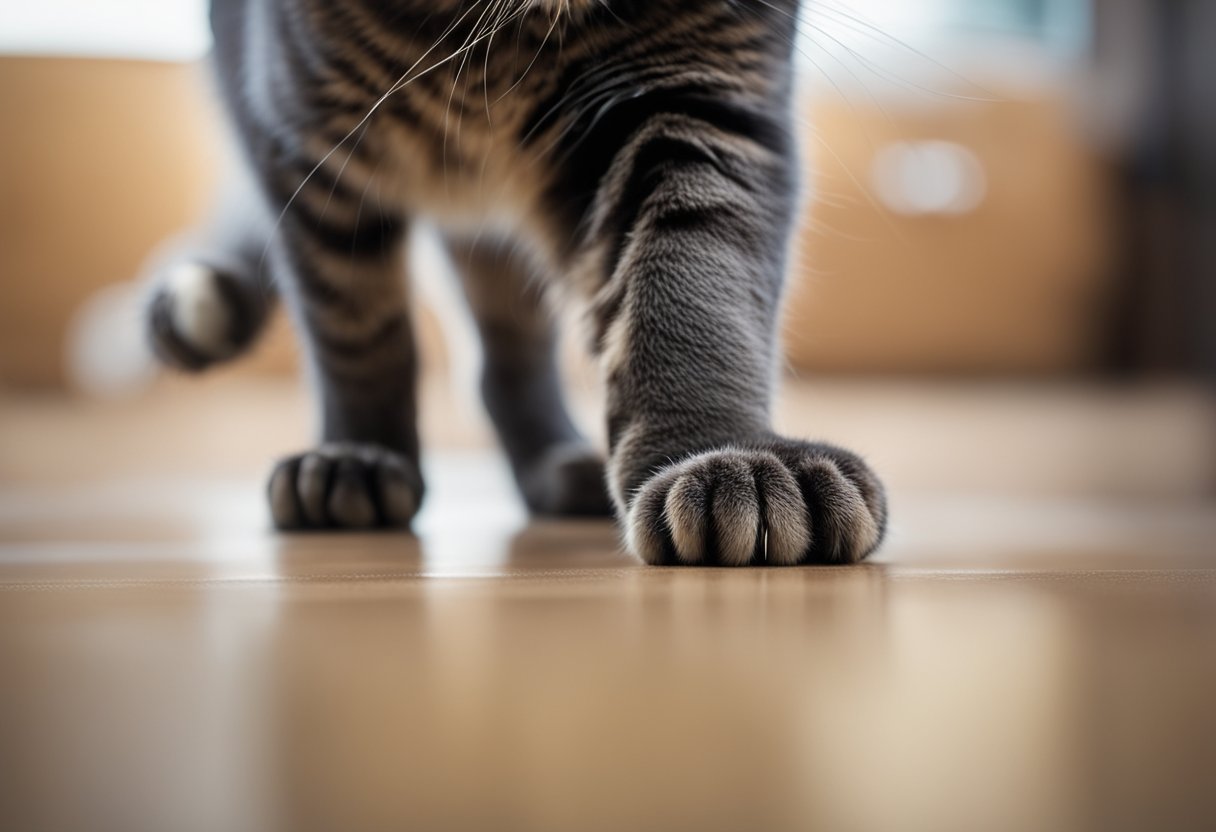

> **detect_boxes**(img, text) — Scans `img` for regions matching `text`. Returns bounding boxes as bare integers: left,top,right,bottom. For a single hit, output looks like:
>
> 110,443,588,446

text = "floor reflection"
1,452,1214,831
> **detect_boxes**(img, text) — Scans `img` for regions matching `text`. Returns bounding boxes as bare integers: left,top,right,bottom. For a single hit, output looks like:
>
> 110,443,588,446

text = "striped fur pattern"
145,0,887,564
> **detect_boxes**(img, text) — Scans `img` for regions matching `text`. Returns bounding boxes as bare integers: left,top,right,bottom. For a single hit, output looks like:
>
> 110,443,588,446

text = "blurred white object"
66,282,159,398
0,0,210,61
871,140,987,216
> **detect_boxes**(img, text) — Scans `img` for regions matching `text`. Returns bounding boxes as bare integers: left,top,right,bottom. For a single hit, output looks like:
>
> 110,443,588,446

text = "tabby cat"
146,0,887,565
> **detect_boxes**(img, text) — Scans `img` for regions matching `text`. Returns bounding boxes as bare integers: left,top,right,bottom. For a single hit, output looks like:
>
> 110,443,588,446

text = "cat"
146,0,887,565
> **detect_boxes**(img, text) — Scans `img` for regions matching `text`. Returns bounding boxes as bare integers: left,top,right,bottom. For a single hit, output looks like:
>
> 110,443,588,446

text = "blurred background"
1,0,1213,558
5,10,1215,829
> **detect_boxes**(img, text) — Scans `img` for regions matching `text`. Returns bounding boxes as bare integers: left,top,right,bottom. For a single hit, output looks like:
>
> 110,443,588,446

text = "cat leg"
445,236,612,517
584,114,887,564
261,189,424,531
145,174,276,372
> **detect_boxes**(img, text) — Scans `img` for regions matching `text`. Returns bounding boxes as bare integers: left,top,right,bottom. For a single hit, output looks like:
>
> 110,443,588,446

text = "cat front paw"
625,441,885,566
268,442,424,530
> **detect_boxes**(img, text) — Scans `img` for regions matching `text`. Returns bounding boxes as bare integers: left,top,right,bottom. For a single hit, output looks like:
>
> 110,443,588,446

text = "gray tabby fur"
145,0,887,565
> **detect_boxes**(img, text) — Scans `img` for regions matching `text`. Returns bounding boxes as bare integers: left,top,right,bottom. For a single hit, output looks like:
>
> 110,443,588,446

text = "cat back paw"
147,261,264,372
519,442,614,517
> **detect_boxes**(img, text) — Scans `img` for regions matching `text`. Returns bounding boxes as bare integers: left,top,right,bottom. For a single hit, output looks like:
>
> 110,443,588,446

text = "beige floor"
1,378,1215,832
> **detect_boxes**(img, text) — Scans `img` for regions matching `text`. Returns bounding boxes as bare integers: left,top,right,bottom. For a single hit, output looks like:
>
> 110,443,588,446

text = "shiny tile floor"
2,381,1215,831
